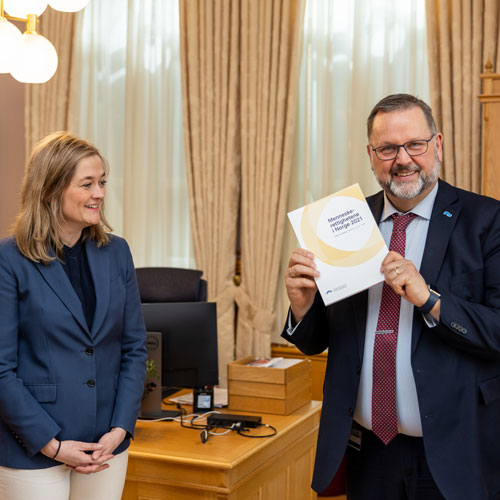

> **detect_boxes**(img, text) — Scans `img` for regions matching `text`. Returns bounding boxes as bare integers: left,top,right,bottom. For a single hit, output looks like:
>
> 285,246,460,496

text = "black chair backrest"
135,267,207,303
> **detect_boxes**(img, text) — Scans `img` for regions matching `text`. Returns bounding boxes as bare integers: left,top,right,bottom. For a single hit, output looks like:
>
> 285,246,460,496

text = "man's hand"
285,249,319,323
381,251,440,319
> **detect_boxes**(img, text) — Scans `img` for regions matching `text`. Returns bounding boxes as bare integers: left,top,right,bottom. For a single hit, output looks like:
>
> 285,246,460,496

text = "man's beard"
375,150,441,200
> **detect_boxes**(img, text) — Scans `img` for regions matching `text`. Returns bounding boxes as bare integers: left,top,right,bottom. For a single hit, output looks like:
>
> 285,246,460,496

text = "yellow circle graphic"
301,189,385,267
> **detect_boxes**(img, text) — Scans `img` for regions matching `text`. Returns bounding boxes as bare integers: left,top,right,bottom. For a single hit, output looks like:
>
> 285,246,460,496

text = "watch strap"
417,287,441,314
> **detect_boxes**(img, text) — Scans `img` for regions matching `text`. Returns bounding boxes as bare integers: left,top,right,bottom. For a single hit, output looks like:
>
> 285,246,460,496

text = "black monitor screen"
141,302,218,389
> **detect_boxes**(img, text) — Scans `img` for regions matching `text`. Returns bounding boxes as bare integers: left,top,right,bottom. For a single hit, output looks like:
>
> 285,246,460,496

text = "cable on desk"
139,406,278,440
236,423,278,438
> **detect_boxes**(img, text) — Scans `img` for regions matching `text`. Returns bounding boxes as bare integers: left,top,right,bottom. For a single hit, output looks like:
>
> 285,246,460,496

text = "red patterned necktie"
372,212,416,445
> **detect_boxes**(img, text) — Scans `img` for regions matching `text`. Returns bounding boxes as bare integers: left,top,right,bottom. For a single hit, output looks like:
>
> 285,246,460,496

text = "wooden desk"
123,401,321,500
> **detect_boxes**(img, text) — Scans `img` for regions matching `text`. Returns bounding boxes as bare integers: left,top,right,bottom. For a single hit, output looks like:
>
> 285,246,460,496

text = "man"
283,94,500,500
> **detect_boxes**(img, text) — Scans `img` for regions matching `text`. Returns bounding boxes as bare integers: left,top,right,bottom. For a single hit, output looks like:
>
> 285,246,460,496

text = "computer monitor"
141,302,219,390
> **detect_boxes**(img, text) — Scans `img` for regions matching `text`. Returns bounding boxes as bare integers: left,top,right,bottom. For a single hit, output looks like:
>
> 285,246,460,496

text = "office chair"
136,267,210,405
135,267,207,303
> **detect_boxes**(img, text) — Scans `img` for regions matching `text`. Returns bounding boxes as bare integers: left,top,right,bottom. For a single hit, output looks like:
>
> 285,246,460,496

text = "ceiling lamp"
10,14,58,83
3,0,47,18
0,16,22,72
48,0,90,13
0,0,90,84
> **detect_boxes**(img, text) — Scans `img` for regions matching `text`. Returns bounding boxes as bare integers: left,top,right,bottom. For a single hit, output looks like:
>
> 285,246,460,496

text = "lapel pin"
443,211,452,217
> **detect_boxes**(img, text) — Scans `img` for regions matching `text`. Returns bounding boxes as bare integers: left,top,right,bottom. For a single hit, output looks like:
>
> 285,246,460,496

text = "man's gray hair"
367,93,437,139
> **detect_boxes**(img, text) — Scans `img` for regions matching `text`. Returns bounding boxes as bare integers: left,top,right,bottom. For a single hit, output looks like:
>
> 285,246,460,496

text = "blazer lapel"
35,255,89,334
85,238,110,337
412,180,460,352
368,191,385,224
419,180,459,284
353,290,369,361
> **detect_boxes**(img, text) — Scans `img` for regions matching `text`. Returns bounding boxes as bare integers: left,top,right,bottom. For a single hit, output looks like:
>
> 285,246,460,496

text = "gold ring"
394,267,400,276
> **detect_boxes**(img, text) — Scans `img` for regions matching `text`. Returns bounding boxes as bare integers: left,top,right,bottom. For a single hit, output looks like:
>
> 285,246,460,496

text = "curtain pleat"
426,0,500,193
236,0,305,358
179,0,241,384
25,8,76,156
122,1,192,266
180,0,305,364
69,0,193,268
277,0,429,340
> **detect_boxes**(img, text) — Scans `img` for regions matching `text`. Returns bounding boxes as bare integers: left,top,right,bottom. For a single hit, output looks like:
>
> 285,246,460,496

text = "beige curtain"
25,9,76,156
276,0,430,343
180,0,305,369
426,0,500,192
236,0,306,358
179,0,241,385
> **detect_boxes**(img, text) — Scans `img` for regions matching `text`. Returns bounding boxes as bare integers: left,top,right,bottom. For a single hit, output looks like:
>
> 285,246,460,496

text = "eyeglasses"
371,134,435,161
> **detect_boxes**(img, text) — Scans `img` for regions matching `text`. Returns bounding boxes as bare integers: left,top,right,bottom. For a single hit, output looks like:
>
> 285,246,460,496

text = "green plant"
145,359,159,380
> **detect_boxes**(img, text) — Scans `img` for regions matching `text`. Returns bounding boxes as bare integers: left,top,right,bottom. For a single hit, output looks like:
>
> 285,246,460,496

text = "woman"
0,132,147,500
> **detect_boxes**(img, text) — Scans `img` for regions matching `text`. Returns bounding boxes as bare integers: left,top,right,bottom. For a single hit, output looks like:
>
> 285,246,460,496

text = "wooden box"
227,356,312,415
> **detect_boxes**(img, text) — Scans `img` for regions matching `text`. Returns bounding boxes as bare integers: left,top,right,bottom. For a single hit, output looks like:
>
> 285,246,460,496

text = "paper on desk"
245,357,283,367
270,358,303,369
169,387,228,407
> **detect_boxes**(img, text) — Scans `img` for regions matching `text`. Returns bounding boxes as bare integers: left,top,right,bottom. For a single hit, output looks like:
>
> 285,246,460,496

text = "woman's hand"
92,427,126,460
41,438,115,473
71,427,127,474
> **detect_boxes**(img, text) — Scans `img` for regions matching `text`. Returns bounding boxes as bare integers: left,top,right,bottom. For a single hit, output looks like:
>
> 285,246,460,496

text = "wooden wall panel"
479,70,500,200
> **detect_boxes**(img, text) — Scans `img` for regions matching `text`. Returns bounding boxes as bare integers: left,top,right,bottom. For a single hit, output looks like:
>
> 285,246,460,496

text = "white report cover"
288,183,388,306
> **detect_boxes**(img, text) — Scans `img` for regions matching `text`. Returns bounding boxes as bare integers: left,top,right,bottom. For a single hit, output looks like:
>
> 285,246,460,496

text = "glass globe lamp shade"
0,18,23,73
3,0,47,17
10,32,58,83
48,0,90,12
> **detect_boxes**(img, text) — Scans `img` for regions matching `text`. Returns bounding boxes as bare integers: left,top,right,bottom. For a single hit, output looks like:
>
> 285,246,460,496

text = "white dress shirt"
354,182,438,436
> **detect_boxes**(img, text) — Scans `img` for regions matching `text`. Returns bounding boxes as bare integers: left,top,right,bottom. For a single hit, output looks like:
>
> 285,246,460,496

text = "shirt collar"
63,233,84,256
381,181,439,222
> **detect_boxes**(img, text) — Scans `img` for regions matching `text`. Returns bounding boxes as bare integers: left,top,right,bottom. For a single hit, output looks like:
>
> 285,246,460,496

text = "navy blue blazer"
283,180,500,500
0,234,147,469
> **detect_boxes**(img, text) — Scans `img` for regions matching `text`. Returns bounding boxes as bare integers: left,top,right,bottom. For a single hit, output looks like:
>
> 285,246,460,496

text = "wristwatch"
417,285,441,314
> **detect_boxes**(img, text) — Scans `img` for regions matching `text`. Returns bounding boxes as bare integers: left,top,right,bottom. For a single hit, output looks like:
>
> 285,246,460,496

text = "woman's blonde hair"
13,131,112,264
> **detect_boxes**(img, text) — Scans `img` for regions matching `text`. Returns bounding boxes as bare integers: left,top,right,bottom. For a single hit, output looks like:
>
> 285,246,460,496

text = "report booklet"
288,183,388,306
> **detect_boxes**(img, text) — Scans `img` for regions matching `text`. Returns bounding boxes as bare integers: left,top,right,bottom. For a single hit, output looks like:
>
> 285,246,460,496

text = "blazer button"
87,380,96,388
347,408,354,416
86,347,94,356
356,365,361,374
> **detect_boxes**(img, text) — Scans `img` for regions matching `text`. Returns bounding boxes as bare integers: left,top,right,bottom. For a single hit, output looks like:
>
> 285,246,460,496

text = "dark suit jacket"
282,180,500,500
0,234,147,469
